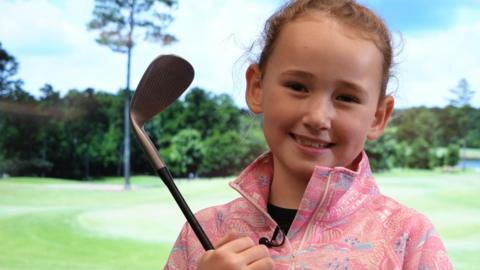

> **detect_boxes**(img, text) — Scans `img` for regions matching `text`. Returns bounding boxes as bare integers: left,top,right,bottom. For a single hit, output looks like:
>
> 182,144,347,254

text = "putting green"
74,179,238,244
76,203,181,243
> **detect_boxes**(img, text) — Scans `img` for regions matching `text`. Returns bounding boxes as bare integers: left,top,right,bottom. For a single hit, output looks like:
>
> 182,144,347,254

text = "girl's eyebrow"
337,80,368,96
280,69,315,80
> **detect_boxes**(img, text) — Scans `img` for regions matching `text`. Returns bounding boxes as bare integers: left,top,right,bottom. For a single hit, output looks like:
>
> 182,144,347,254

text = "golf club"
130,54,214,251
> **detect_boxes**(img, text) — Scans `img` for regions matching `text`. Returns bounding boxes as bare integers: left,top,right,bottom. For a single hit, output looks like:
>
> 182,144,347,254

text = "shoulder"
368,195,451,268
369,193,433,227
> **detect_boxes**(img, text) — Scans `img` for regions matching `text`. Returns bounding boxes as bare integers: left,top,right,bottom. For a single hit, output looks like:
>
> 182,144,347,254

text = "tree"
182,88,242,138
448,78,475,107
365,126,398,171
394,107,441,146
87,0,178,189
0,45,46,176
149,100,185,148
0,42,23,98
443,144,460,167
96,90,126,174
0,88,46,176
200,129,267,177
446,79,476,159
162,129,204,177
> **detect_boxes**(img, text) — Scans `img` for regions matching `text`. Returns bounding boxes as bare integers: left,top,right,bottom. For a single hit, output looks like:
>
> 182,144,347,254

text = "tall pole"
123,0,135,190
123,51,131,190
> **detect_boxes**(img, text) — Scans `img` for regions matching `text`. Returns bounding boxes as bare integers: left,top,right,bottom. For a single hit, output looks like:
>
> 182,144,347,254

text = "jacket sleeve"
163,223,190,270
402,214,452,270
164,222,209,270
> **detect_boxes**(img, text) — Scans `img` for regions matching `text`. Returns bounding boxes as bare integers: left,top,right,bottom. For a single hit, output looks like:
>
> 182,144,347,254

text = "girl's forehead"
276,16,382,65
289,11,385,53
267,16,384,98
292,12,371,40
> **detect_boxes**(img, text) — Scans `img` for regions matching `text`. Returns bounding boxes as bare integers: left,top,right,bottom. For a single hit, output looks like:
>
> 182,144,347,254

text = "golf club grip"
157,167,214,251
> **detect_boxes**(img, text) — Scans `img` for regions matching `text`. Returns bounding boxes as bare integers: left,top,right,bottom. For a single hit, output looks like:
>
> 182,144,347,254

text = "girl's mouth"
290,133,335,149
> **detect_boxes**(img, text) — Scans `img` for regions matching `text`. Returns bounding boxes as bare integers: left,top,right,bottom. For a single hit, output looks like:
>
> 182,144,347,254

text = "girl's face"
246,14,394,181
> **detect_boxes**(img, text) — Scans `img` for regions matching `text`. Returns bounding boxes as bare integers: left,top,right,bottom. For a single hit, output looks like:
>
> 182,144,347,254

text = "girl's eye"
285,82,307,92
336,94,360,103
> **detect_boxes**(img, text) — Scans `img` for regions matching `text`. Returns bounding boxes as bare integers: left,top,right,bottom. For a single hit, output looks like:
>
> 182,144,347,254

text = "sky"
0,0,479,108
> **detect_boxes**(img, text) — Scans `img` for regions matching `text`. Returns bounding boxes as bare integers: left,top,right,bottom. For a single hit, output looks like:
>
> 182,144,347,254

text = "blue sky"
363,0,480,33
0,0,479,108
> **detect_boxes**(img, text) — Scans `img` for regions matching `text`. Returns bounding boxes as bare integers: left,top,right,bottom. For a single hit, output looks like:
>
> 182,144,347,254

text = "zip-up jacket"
164,152,452,269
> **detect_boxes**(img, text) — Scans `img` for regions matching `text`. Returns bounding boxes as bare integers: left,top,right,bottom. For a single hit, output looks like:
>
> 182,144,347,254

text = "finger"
218,236,256,253
247,256,275,270
215,231,243,248
242,245,271,266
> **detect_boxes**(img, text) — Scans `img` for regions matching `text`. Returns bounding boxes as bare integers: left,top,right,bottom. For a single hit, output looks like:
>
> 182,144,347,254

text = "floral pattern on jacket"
164,152,452,269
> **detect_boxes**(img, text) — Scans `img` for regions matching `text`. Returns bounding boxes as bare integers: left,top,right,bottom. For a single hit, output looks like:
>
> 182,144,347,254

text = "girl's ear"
245,64,264,114
367,96,394,140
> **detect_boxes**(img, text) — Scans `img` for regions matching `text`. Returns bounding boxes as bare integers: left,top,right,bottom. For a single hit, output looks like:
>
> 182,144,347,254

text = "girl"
165,0,452,269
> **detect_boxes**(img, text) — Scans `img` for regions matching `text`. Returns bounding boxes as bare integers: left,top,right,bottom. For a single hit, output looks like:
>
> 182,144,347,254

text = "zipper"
294,173,333,263
230,172,333,269
230,183,294,253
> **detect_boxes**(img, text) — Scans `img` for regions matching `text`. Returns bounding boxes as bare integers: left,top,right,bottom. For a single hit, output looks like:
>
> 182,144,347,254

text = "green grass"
0,176,236,270
0,170,479,269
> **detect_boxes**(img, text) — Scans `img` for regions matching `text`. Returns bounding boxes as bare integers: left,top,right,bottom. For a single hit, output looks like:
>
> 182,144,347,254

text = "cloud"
356,0,480,107
0,0,119,93
0,0,87,55
393,21,480,107
0,0,278,105
159,0,278,107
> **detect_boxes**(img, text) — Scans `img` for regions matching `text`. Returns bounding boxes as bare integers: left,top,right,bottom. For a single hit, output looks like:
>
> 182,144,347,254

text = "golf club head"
131,54,194,126
130,54,194,169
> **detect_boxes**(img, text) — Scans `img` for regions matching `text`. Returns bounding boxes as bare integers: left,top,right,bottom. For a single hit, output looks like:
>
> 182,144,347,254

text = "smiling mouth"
290,133,335,149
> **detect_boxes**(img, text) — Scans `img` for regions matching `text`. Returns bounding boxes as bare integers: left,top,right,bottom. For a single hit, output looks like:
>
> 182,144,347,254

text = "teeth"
294,135,330,148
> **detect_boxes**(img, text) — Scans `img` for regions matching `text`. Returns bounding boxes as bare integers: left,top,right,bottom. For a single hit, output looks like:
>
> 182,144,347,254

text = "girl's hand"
197,232,274,270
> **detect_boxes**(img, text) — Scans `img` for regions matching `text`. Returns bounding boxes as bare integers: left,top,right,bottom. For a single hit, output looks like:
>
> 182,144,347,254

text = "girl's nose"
301,98,333,132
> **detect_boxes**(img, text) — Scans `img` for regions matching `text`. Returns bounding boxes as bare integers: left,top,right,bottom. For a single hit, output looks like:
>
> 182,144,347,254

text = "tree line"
0,84,267,179
1,43,479,179
367,78,479,171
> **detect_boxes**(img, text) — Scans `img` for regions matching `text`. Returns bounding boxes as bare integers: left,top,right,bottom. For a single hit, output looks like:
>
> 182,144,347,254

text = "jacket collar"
229,151,379,237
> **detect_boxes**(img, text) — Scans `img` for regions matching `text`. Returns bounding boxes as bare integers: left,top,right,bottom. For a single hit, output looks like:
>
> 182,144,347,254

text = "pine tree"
87,0,177,189
448,78,475,107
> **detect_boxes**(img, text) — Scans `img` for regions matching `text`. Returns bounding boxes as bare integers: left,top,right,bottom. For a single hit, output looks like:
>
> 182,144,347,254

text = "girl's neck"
269,157,310,209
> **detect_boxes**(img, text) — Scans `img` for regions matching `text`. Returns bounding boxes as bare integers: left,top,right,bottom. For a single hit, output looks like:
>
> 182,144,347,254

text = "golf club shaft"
157,167,214,250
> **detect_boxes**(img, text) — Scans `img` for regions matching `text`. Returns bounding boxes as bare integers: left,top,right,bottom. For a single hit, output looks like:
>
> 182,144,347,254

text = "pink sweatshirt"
164,152,452,269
